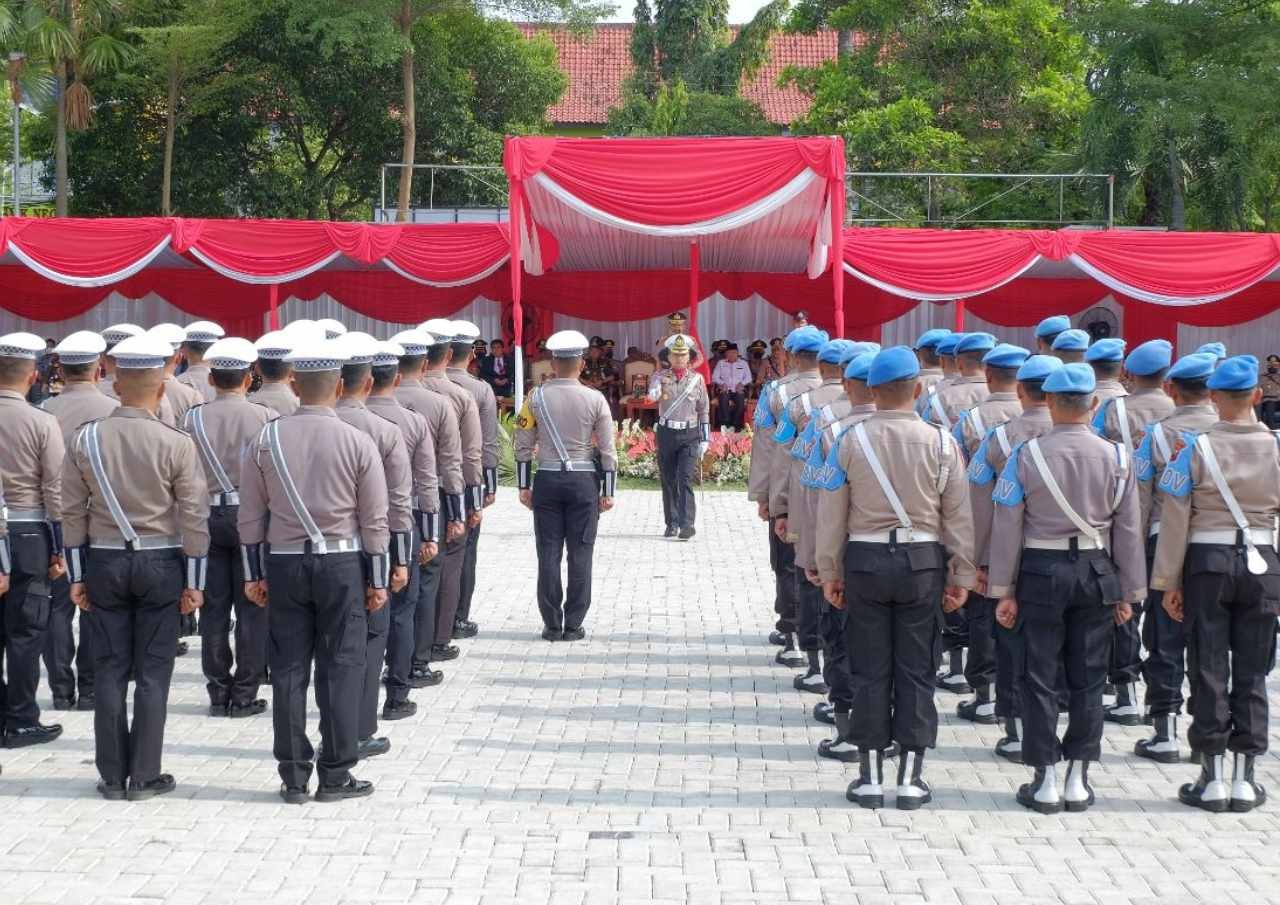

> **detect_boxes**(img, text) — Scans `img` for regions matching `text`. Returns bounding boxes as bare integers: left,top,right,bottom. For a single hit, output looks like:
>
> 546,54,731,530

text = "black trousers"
844,541,944,751
769,522,798,635
43,574,94,702
963,594,997,689
942,608,969,658
385,532,421,705
413,535,442,667
1015,549,1117,767
716,391,745,429
433,530,466,647
795,570,824,653
0,523,53,728
266,552,366,789
994,621,1024,719
1183,544,1280,757
657,424,700,530
84,548,182,785
360,602,390,740
457,522,481,623
201,507,267,708
820,600,852,711
533,470,599,632
1108,541,1152,686
1142,584,1188,718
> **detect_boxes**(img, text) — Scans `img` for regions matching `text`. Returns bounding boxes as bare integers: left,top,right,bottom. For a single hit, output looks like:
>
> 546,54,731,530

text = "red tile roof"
518,24,839,126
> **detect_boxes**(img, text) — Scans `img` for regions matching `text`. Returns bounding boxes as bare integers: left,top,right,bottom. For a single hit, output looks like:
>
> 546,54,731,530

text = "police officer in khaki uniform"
989,363,1145,814
912,330,950,401
177,321,226,404
916,332,963,422
515,330,617,641
1050,328,1089,364
182,338,276,719
816,347,975,810
41,331,118,711
1034,316,1070,354
62,332,211,800
1151,355,1277,813
0,332,66,748
1131,352,1219,763
237,337,390,804
649,334,710,540
445,320,500,638
964,354,1061,760
147,323,201,427
1085,338,1128,408
249,330,300,416
333,332,413,759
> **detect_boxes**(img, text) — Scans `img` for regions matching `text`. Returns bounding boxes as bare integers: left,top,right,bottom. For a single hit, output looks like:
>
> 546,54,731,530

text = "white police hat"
54,330,108,365
373,341,404,367
147,323,186,351
546,330,589,358
390,329,432,356
316,317,347,339
420,319,456,344
204,337,258,369
0,332,45,360
184,320,225,343
450,320,481,341
110,334,175,369
336,331,379,364
101,323,144,345
284,319,325,345
284,339,349,372
254,330,294,360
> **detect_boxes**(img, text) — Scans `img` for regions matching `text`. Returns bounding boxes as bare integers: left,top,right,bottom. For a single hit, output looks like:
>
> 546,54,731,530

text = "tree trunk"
395,2,415,223
1166,134,1185,231
162,67,178,217
55,61,68,217
837,29,855,59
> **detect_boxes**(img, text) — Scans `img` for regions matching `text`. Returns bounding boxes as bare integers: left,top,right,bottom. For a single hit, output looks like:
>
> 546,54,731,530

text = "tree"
607,79,775,136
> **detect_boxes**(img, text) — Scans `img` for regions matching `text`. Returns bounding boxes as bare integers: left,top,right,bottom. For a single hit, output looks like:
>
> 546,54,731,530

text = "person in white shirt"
711,344,753,429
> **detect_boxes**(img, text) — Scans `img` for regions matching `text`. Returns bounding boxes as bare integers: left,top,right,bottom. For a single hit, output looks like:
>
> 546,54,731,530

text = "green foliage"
607,79,776,136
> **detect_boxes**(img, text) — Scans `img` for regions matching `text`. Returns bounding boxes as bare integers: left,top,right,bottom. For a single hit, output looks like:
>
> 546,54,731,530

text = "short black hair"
1091,361,1123,379
183,340,214,354
919,348,941,367
62,362,98,380
211,368,249,390
986,365,1019,382
791,350,819,366
450,340,474,359
958,350,986,368
1214,387,1257,403
398,354,425,374
872,377,917,406
1171,376,1210,399
0,357,35,383
341,362,372,385
257,359,291,381
426,345,449,365
371,364,398,389
1020,379,1048,402
1052,392,1094,414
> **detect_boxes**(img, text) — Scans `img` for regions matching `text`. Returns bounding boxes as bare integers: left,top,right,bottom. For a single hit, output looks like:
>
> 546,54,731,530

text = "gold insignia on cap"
669,334,691,355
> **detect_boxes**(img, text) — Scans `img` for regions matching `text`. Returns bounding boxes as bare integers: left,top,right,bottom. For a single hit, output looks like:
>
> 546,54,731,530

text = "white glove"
697,442,709,459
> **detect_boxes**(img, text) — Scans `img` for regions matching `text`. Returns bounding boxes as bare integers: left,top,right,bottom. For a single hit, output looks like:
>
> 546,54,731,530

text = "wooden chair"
622,360,656,396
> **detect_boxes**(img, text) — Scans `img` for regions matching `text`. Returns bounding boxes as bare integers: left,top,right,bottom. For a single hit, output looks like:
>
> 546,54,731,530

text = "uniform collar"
365,395,401,408
446,367,467,375
820,377,842,387
185,362,210,372
110,406,161,420
211,391,247,403
1130,387,1167,398
1212,420,1270,434
1173,403,1216,415
295,404,338,418
918,367,942,376
336,397,366,410
870,409,919,421
850,403,876,414
61,381,102,395
1096,378,1126,392
1022,405,1052,420
958,374,987,384
0,388,26,401
987,391,1018,401
548,378,578,385
1049,422,1092,434
794,369,820,379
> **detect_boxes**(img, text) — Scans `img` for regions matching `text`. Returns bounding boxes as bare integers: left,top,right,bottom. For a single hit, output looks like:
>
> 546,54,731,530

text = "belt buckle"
895,526,913,544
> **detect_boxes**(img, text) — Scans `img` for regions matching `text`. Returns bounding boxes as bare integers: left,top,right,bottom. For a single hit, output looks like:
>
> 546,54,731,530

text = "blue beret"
1207,355,1259,391
914,328,951,350
982,343,1029,369
1196,342,1227,361
818,339,859,365
1043,362,1096,394
867,346,920,388
955,332,996,355
936,333,963,356
786,326,828,353
1167,352,1216,382
844,351,875,382
847,341,881,359
1085,337,1126,363
1051,329,1090,351
1016,354,1063,382
1035,315,1071,339
1124,339,1172,376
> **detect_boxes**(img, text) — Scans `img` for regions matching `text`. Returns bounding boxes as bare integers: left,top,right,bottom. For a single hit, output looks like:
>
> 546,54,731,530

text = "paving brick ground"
3,490,1279,904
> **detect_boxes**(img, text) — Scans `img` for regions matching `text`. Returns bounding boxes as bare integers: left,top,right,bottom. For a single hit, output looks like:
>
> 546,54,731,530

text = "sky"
604,0,775,24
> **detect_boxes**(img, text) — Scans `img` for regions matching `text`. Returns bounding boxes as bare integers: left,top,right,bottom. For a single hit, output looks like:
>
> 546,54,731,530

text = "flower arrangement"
615,420,753,486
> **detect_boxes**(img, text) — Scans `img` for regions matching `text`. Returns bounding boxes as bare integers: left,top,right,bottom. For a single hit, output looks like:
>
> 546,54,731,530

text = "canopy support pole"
268,284,279,330
954,299,966,332
831,177,845,337
510,178,525,413
688,240,708,380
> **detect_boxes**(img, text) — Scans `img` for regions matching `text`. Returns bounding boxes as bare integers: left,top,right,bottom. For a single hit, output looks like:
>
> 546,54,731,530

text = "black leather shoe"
208,702,230,717
97,780,127,801
3,723,63,748
51,696,76,710
430,644,460,661
408,667,443,688
562,627,586,642
678,526,696,541
768,631,788,647
315,777,374,803
358,737,391,759
452,619,478,639
279,784,309,804
228,699,267,719
541,628,562,641
663,525,678,538
382,699,418,721
76,696,96,712
175,641,189,657
128,774,176,801
812,701,836,726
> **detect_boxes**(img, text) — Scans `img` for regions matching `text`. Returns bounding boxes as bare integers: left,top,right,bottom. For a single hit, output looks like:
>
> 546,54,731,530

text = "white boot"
994,717,1023,763
1179,752,1229,813
1104,683,1142,725
1134,714,1180,764
1017,763,1061,814
896,749,932,810
1063,760,1094,812
846,748,884,809
1230,753,1267,813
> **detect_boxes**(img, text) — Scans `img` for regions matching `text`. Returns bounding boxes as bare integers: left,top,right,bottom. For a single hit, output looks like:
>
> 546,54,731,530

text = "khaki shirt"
967,406,1052,567
1095,387,1174,449
792,397,863,571
815,410,976,587
41,382,119,445
366,395,439,513
62,407,209,555
237,405,389,553
447,367,501,479
0,388,63,516
1135,403,1218,534
649,368,710,426
774,379,845,521
423,372,483,493
1094,377,1127,403
1150,422,1280,591
164,376,200,427
178,363,216,403
183,394,276,493
917,368,945,398
938,374,989,425
395,379,464,501
248,380,299,417
747,372,800,503
954,391,1021,459
749,370,820,508
336,399,413,536
515,378,617,472
988,423,1145,602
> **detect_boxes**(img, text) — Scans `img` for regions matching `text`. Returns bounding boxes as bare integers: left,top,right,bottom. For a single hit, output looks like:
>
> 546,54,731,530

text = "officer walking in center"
649,333,710,540
516,330,617,641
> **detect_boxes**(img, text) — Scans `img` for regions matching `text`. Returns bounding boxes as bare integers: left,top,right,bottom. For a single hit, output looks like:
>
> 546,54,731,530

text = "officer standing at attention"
61,332,210,800
1150,355,1277,813
917,333,963,422
965,354,1062,760
333,332,413,760
515,330,617,641
392,329,465,687
100,323,178,426
1131,353,1219,763
1034,316,1071,354
912,329,950,399
177,321,226,403
40,331,118,712
367,340,442,719
989,362,1145,814
1093,339,1175,727
0,332,66,748
182,338,276,719
1085,338,1128,406
237,337,390,804
816,347,975,810
147,323,201,427
950,343,1028,721
649,334,711,540
249,331,300,416
445,320,500,638
761,326,827,666
1050,329,1090,364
